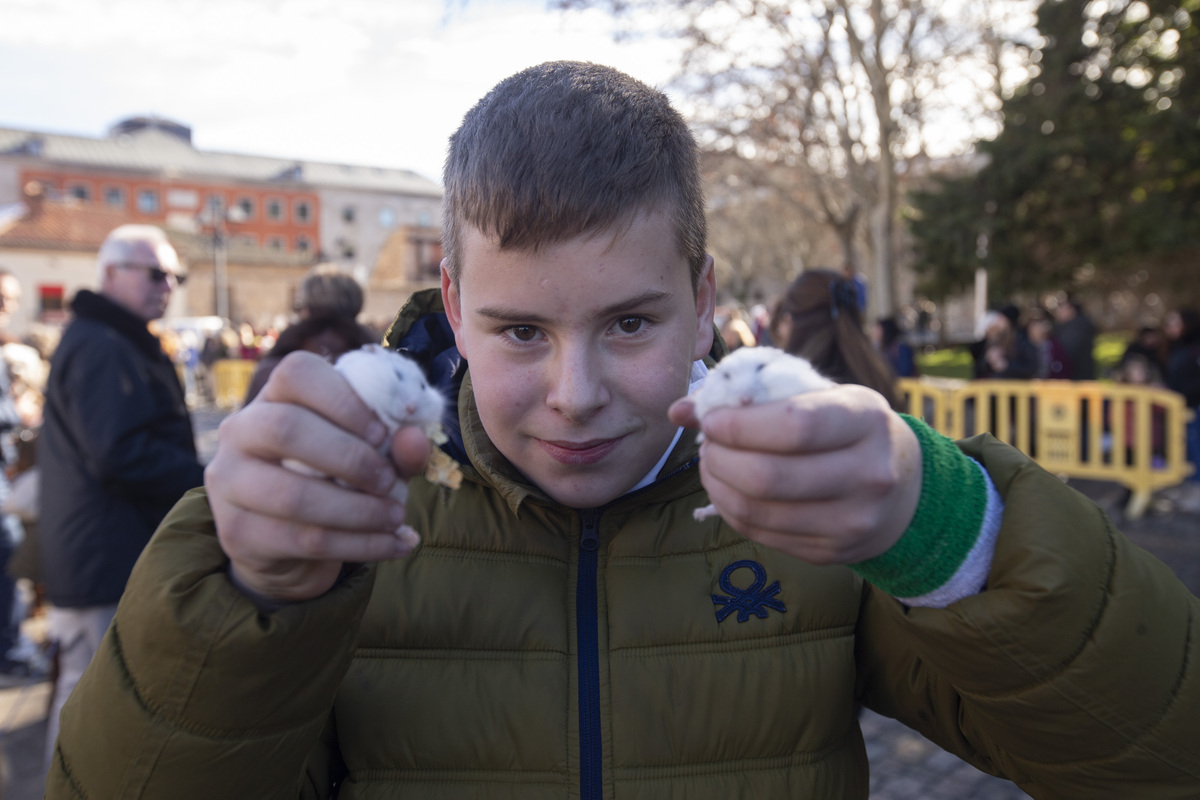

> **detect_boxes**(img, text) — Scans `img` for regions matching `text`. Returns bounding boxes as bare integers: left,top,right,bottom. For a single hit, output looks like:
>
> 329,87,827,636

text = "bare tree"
557,0,1037,319
703,149,850,305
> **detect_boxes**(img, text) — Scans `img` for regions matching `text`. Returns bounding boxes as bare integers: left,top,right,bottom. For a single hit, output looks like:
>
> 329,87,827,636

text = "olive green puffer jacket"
47,306,1200,799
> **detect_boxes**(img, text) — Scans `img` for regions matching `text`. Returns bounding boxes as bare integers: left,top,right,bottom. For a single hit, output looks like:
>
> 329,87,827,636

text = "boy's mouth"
537,437,624,465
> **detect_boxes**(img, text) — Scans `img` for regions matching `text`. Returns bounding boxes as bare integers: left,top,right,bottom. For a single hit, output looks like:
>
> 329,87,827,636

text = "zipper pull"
580,512,599,552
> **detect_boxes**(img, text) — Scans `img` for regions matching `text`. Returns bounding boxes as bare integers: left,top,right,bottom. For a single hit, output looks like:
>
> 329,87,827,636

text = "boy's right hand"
204,351,431,603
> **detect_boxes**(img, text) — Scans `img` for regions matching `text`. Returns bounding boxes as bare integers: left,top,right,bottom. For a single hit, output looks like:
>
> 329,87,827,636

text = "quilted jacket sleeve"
45,488,374,800
856,434,1200,799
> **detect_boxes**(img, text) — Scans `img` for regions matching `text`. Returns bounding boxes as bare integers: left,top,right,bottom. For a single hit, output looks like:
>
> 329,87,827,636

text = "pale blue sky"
0,0,681,183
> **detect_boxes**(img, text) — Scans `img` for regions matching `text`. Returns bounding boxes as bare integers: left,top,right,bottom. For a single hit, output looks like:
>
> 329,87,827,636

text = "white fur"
690,347,834,521
284,344,445,508
334,344,445,439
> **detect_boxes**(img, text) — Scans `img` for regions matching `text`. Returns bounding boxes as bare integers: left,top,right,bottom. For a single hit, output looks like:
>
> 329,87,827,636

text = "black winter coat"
38,291,205,607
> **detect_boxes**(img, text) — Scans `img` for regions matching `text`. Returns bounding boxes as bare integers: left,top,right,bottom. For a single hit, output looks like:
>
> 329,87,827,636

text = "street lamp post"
201,200,247,322
214,224,230,322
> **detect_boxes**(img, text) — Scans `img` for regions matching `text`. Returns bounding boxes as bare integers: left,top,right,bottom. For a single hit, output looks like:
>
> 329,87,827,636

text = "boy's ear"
440,260,469,359
693,254,716,360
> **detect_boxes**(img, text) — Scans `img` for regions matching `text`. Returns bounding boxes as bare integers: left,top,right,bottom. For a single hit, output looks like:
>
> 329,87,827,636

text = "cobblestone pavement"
862,709,1032,799
3,407,1196,799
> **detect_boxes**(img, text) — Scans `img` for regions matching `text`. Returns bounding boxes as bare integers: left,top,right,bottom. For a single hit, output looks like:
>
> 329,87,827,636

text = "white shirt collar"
627,359,710,494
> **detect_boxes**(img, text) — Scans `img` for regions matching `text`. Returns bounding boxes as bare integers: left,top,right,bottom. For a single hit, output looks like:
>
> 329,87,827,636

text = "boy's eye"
507,325,540,342
615,316,645,334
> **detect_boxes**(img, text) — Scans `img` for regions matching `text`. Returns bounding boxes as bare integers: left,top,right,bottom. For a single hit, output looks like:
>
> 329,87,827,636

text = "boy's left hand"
668,385,922,566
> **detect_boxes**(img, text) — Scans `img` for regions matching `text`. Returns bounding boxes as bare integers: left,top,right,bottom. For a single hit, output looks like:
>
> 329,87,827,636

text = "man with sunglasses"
38,224,205,771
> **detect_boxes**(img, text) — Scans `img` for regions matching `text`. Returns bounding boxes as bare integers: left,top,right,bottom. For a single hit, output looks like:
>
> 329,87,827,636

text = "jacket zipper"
577,509,602,800
574,457,698,799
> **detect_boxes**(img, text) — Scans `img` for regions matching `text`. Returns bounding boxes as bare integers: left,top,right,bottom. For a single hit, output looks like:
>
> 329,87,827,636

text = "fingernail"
394,525,421,555
366,420,387,447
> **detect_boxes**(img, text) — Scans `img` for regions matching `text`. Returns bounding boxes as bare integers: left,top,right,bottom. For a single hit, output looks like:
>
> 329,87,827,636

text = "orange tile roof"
0,198,136,252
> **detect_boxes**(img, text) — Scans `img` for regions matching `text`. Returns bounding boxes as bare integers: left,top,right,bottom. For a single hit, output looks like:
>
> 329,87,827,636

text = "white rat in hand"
689,347,835,521
334,344,446,505
283,344,446,508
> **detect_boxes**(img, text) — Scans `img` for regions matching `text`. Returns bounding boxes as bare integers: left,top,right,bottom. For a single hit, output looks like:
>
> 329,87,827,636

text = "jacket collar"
71,290,168,361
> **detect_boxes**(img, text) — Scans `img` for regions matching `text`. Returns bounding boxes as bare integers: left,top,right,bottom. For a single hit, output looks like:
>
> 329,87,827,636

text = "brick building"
0,116,443,332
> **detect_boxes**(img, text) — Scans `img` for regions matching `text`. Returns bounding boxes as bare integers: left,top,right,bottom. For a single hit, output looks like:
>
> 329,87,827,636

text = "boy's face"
443,211,715,508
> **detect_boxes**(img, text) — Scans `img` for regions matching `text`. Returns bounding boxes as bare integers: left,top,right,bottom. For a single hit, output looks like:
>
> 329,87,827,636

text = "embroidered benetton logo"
712,560,786,623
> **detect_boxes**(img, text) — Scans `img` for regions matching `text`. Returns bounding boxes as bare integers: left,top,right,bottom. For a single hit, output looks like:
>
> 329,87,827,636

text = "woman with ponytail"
773,269,903,411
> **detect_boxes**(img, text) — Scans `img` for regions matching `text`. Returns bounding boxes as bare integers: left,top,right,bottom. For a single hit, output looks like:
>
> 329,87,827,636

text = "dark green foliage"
909,0,1200,305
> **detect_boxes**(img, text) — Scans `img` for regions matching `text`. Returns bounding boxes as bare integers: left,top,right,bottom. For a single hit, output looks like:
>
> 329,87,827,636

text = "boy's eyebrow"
475,290,673,322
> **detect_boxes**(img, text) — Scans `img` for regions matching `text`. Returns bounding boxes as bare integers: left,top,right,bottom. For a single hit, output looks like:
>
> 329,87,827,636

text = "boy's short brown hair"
442,61,707,290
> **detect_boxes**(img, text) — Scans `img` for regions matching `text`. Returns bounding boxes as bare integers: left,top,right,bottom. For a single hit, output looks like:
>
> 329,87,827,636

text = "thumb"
390,425,434,480
668,397,700,429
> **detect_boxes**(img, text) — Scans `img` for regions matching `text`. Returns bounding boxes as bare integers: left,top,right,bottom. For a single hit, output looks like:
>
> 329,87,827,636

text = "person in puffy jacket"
47,63,1199,800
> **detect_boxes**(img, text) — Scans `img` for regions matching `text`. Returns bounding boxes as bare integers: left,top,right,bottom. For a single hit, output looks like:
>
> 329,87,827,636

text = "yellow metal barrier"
898,378,1195,519
211,359,258,410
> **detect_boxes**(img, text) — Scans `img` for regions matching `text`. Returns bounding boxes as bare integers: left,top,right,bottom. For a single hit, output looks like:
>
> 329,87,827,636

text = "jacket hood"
382,289,469,466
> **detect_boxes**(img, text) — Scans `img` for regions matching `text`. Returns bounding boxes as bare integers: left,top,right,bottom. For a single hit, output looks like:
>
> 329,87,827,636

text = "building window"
417,210,432,227
137,189,160,214
236,197,255,220
295,235,311,254
167,188,198,209
267,236,285,251
294,199,312,224
266,197,284,222
378,206,396,229
104,186,126,208
342,205,356,223
69,184,91,202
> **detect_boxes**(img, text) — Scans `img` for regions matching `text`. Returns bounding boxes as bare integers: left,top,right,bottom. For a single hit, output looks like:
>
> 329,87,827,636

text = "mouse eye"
722,372,731,380
756,363,766,372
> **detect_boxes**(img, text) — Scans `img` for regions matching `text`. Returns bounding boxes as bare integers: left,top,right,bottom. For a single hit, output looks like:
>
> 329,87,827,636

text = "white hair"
96,224,180,283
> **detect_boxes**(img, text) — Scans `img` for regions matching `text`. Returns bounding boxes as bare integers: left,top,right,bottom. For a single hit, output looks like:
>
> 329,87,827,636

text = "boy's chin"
542,483,628,510
536,470,640,510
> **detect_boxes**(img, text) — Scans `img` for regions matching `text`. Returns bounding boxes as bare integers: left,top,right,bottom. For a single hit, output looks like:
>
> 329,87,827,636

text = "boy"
48,62,1198,799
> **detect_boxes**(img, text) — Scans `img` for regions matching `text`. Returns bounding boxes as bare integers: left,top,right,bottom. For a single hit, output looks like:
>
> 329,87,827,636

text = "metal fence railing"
898,377,1195,519
211,358,258,410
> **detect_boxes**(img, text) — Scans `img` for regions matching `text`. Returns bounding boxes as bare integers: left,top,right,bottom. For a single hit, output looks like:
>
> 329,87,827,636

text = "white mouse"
284,344,446,509
689,347,835,521
334,344,446,445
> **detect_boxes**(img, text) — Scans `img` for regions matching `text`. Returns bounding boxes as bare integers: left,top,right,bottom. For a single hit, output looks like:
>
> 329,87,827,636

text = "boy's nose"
547,345,609,423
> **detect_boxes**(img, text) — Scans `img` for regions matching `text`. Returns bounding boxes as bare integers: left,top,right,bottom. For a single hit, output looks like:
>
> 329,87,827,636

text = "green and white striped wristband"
850,414,1004,608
